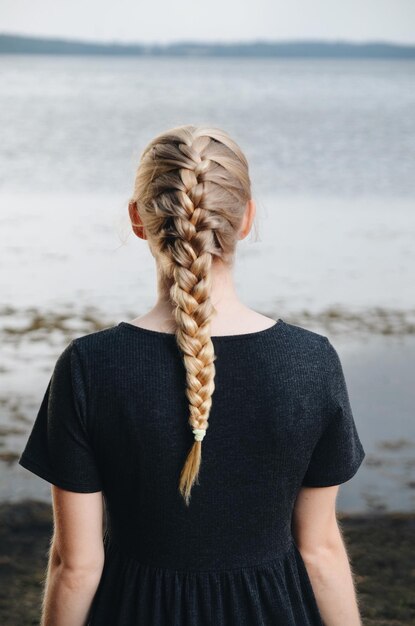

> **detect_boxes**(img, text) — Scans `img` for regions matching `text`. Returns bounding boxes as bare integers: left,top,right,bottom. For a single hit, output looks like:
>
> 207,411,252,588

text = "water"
1,56,414,196
0,55,414,512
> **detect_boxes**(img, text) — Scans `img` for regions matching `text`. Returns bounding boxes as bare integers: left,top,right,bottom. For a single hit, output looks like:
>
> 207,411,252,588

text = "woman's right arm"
292,484,363,626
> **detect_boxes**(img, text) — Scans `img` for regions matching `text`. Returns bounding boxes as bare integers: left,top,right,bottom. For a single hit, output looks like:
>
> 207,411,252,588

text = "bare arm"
40,487,105,626
292,484,363,626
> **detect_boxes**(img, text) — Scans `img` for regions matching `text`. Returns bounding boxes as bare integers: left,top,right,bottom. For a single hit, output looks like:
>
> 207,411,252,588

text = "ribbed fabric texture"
18,318,365,626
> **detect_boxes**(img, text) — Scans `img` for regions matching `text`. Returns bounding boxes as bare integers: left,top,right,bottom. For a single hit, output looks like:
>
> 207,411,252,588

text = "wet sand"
0,500,413,626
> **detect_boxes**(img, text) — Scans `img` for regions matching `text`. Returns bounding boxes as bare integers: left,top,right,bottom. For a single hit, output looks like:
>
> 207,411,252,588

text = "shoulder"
70,323,123,360
279,318,330,356
282,319,344,379
274,320,335,392
278,320,341,391
280,320,348,410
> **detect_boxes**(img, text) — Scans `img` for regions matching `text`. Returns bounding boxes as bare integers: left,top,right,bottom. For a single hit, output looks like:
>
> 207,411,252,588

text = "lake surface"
0,56,414,512
1,56,414,197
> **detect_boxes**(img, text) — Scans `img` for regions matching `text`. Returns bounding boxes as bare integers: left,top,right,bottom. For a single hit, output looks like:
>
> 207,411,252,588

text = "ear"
128,201,147,240
239,198,256,240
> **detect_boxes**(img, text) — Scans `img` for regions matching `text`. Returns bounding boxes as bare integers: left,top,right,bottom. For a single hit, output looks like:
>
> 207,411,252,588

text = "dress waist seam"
104,533,296,574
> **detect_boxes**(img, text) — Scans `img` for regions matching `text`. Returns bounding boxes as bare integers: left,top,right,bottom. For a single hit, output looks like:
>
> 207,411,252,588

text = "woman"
19,124,366,625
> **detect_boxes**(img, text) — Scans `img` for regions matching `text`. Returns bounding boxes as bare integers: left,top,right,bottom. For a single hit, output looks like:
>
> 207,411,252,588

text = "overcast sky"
1,0,414,45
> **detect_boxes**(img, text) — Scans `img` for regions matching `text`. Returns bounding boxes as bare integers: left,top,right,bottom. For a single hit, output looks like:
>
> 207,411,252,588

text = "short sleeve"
301,338,366,487
18,340,103,493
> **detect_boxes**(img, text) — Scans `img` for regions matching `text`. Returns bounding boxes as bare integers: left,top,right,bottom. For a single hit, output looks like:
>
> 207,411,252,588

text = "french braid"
129,125,252,505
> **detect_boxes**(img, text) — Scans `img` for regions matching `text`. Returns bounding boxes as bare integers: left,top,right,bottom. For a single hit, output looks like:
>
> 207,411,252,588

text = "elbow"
298,539,345,573
50,546,104,581
61,565,103,591
51,561,104,592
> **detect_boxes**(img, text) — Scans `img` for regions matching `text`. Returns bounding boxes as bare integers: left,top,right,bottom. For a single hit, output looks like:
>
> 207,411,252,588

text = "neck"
153,258,244,327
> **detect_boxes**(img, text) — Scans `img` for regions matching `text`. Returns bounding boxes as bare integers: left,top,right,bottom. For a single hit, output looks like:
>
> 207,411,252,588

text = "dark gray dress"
18,318,366,625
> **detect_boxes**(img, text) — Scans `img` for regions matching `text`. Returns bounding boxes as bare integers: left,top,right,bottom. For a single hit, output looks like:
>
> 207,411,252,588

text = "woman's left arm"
40,487,105,626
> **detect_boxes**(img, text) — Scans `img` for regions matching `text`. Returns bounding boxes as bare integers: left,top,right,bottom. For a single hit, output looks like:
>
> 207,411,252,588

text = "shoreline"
1,304,415,339
0,500,413,625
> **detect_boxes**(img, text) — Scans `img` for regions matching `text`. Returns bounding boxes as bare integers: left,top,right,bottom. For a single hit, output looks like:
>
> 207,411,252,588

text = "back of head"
129,124,252,506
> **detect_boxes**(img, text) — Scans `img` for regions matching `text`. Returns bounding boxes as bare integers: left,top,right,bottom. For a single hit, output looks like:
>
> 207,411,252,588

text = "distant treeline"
0,34,415,58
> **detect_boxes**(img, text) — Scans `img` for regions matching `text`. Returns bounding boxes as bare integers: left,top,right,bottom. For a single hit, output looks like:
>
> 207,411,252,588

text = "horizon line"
1,32,415,48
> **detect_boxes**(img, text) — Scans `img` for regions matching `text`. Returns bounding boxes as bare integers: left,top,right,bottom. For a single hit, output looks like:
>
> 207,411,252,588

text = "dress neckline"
118,318,284,341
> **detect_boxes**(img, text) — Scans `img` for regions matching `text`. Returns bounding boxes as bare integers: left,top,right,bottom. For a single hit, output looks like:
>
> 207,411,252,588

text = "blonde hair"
129,124,252,505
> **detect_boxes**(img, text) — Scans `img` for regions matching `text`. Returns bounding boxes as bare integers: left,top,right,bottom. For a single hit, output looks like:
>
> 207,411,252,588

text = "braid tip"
179,439,203,506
